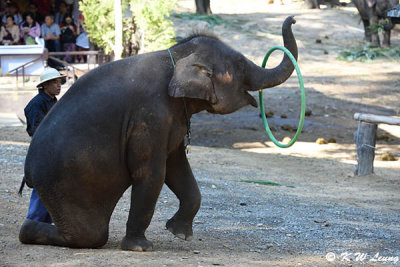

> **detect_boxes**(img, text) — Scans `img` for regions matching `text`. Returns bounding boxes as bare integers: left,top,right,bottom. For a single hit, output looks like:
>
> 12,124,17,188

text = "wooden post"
354,121,377,176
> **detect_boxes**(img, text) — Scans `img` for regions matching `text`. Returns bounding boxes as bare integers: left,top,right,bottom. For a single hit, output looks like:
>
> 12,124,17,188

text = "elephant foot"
19,219,40,244
121,236,153,252
166,217,193,241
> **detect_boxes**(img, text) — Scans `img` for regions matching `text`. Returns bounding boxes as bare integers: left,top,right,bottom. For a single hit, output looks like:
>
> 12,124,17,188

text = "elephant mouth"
245,91,258,108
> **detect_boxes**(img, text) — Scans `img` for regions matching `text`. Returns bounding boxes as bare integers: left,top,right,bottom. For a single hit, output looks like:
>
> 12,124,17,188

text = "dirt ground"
1,0,400,266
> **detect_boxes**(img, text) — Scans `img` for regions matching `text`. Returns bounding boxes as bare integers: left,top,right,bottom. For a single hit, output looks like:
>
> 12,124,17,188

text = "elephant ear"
367,0,376,8
168,53,218,104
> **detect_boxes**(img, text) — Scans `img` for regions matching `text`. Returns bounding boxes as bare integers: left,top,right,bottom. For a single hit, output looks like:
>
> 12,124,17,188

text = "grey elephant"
19,16,298,251
353,0,398,47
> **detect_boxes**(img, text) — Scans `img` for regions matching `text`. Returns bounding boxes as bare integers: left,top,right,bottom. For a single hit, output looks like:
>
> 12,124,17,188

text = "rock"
281,125,295,132
381,153,397,161
376,134,390,142
193,250,200,254
328,138,336,143
280,113,287,119
305,109,312,116
316,39,322,44
324,50,329,55
316,138,327,144
266,111,274,118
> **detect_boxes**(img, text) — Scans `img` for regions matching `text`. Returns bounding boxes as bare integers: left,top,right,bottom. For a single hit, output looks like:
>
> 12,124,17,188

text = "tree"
114,0,123,60
195,0,212,14
304,0,320,9
79,0,176,57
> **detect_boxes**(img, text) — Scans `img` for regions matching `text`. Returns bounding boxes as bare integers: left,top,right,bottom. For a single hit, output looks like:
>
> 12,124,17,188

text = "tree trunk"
196,0,212,14
114,0,123,60
304,0,320,9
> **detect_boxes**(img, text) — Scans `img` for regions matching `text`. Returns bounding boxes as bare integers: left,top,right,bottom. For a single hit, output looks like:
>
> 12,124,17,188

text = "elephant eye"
194,64,213,78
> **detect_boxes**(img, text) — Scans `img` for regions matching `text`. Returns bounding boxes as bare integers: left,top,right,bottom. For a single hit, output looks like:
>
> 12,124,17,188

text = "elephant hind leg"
19,218,109,248
19,198,111,248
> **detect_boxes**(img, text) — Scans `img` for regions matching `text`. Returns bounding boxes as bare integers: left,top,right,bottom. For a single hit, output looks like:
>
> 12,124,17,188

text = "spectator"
27,2,43,24
30,0,51,21
41,14,63,69
41,14,61,52
75,13,89,63
0,15,20,45
60,14,76,63
2,2,23,26
55,1,69,25
23,67,66,224
20,13,40,45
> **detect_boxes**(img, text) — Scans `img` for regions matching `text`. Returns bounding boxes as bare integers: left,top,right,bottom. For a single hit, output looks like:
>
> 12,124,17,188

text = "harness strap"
168,48,191,153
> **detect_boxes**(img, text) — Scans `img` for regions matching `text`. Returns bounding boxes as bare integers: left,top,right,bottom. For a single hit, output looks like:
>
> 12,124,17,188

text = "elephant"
18,16,298,251
353,0,398,47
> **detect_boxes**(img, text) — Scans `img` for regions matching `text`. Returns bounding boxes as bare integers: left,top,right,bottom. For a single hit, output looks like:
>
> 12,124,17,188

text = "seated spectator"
41,14,64,69
20,13,40,45
60,14,76,63
0,15,20,45
30,0,51,22
75,14,89,63
41,14,61,52
2,2,23,26
27,2,44,24
55,1,69,25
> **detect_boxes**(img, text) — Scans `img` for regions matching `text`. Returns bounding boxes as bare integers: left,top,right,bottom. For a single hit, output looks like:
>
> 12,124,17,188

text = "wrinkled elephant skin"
19,17,298,251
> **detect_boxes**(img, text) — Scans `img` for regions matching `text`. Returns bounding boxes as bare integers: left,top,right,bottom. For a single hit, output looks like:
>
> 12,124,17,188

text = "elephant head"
168,16,298,114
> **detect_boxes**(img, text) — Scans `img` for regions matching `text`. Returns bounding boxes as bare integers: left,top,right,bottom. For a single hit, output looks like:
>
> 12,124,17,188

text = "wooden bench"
353,113,400,176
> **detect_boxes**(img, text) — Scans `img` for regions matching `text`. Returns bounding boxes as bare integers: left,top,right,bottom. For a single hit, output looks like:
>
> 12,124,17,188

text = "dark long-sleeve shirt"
24,90,57,137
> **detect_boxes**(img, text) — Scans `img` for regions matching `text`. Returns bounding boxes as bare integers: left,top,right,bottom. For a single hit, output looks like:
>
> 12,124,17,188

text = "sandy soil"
1,0,400,266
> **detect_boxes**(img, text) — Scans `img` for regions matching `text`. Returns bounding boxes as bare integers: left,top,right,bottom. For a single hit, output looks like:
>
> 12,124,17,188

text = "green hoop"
259,46,306,148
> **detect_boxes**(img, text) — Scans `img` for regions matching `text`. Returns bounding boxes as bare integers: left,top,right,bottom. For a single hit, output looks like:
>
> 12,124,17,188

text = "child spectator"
0,15,20,45
60,14,76,63
20,13,40,45
2,2,23,26
75,13,89,63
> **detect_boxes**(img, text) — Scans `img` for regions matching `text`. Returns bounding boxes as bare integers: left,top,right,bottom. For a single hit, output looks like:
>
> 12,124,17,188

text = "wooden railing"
1,49,108,89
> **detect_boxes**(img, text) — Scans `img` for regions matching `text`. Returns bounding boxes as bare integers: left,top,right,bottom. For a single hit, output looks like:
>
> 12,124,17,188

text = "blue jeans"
26,189,52,224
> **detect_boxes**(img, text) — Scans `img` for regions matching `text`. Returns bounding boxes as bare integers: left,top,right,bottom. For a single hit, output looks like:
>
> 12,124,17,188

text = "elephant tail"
18,176,26,196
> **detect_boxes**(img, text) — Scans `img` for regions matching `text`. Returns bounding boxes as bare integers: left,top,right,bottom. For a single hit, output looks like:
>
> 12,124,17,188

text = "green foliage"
131,0,177,52
240,179,295,188
80,0,177,56
338,46,400,62
80,0,115,54
171,12,227,26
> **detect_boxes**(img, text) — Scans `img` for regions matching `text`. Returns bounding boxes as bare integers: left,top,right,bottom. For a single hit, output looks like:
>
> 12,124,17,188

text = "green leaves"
338,46,400,62
79,0,177,56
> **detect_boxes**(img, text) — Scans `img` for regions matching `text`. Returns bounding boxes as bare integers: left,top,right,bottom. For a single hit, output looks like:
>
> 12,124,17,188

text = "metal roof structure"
387,4,400,24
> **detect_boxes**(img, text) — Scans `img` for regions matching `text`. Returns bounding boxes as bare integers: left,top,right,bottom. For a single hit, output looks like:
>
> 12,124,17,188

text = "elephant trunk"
246,16,298,91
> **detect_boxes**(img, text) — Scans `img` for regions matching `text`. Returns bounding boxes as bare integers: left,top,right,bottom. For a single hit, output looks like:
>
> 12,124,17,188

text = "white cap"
37,67,66,88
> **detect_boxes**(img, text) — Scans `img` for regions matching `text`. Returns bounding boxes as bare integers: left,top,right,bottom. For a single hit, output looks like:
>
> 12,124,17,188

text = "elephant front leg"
165,143,201,241
362,19,372,42
369,16,380,47
121,158,166,251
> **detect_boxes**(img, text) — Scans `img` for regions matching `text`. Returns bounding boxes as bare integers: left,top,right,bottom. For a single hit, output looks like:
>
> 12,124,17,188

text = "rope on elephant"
259,46,306,148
